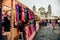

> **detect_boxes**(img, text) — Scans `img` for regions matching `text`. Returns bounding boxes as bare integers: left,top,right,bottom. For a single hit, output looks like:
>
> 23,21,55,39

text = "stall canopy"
45,17,57,20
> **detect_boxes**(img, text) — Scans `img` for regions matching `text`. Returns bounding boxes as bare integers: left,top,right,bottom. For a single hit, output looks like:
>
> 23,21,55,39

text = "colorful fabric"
21,5,25,22
28,25,32,37
28,9,31,20
24,25,32,37
30,12,33,19
15,3,19,22
24,8,28,21
31,24,35,33
19,4,22,13
19,4,22,20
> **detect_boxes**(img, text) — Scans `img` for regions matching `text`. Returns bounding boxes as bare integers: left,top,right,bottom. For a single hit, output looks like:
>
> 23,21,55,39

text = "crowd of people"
39,19,58,30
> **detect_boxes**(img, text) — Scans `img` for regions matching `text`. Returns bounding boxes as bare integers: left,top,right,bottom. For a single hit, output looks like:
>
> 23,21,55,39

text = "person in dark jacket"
18,22,26,40
3,15,10,32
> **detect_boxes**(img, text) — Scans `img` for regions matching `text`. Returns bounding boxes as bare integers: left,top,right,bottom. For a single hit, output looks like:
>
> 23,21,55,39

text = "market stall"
2,0,36,40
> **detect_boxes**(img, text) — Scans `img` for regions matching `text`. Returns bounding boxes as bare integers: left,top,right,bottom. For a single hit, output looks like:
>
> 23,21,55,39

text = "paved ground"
33,25,60,40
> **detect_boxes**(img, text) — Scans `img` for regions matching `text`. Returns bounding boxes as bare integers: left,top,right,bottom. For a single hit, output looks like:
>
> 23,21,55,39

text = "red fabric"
28,10,31,20
28,29,31,37
24,25,35,37
24,26,32,37
21,5,25,22
28,26,32,37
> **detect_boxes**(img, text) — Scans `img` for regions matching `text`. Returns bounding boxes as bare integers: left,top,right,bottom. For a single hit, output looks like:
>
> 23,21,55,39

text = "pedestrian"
47,22,53,30
39,21,41,29
52,22,55,30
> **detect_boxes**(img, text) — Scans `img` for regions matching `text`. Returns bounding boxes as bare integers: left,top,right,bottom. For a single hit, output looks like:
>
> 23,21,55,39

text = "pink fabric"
28,10,31,20
21,5,25,22
31,24,35,33
28,28,31,37
24,26,28,37
24,25,32,37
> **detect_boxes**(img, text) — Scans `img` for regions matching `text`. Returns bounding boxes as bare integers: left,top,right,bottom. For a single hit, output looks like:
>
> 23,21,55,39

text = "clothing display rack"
2,0,40,40
15,1,36,40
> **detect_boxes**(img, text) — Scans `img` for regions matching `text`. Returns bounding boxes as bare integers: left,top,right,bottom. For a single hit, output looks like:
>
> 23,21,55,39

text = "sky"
18,0,60,16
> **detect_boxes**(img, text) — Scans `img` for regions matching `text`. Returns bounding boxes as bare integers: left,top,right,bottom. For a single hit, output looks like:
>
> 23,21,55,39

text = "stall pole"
11,0,14,40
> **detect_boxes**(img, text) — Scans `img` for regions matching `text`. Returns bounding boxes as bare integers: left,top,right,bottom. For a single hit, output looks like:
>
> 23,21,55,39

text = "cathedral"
47,4,52,17
32,4,52,19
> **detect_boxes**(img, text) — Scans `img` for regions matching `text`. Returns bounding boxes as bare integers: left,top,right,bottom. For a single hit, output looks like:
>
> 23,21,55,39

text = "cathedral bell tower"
47,4,52,17
33,5,36,12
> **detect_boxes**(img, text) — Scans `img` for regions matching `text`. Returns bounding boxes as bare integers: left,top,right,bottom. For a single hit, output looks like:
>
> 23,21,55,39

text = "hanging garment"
3,11,10,32
24,25,32,37
15,3,20,24
19,4,22,13
27,9,31,20
30,11,32,19
4,16,10,32
31,24,35,33
24,8,28,22
19,5,22,21
21,5,25,22
18,4,22,21
28,25,32,37
18,23,24,32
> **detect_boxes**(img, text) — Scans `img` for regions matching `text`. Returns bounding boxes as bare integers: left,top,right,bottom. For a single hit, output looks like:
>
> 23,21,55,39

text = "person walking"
47,22,53,30
52,21,56,30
